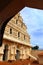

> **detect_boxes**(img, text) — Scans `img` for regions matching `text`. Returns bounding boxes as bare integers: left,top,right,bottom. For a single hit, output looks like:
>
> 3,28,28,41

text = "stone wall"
4,13,30,44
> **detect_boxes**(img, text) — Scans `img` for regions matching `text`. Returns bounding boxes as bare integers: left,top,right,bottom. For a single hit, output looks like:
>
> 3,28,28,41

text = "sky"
20,7,43,49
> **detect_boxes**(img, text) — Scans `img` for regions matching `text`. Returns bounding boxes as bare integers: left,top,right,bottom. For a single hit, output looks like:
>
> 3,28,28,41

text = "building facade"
0,13,32,61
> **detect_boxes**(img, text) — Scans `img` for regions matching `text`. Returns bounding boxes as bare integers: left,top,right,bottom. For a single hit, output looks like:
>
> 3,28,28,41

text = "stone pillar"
20,49,23,60
22,49,26,59
0,44,4,61
20,46,26,60
26,48,30,59
7,46,11,60
9,45,16,61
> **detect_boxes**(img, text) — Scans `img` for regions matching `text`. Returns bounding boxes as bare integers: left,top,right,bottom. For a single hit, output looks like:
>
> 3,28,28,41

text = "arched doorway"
3,44,8,61
15,50,20,60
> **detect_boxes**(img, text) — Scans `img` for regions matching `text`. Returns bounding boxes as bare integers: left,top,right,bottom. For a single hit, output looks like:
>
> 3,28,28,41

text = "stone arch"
0,0,25,46
0,0,43,46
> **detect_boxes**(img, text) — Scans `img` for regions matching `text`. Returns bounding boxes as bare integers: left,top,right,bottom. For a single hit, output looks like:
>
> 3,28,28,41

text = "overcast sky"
20,7,43,49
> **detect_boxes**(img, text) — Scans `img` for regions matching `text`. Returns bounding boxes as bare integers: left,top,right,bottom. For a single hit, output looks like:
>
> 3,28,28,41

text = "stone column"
7,46,11,60
20,46,25,60
9,45,16,61
0,44,4,61
20,49,23,60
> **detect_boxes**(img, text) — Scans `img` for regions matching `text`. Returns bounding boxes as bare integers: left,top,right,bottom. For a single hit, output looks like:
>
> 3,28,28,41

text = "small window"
10,28,12,34
24,35,25,40
18,15,20,18
21,23,23,28
16,20,18,24
18,32,20,38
